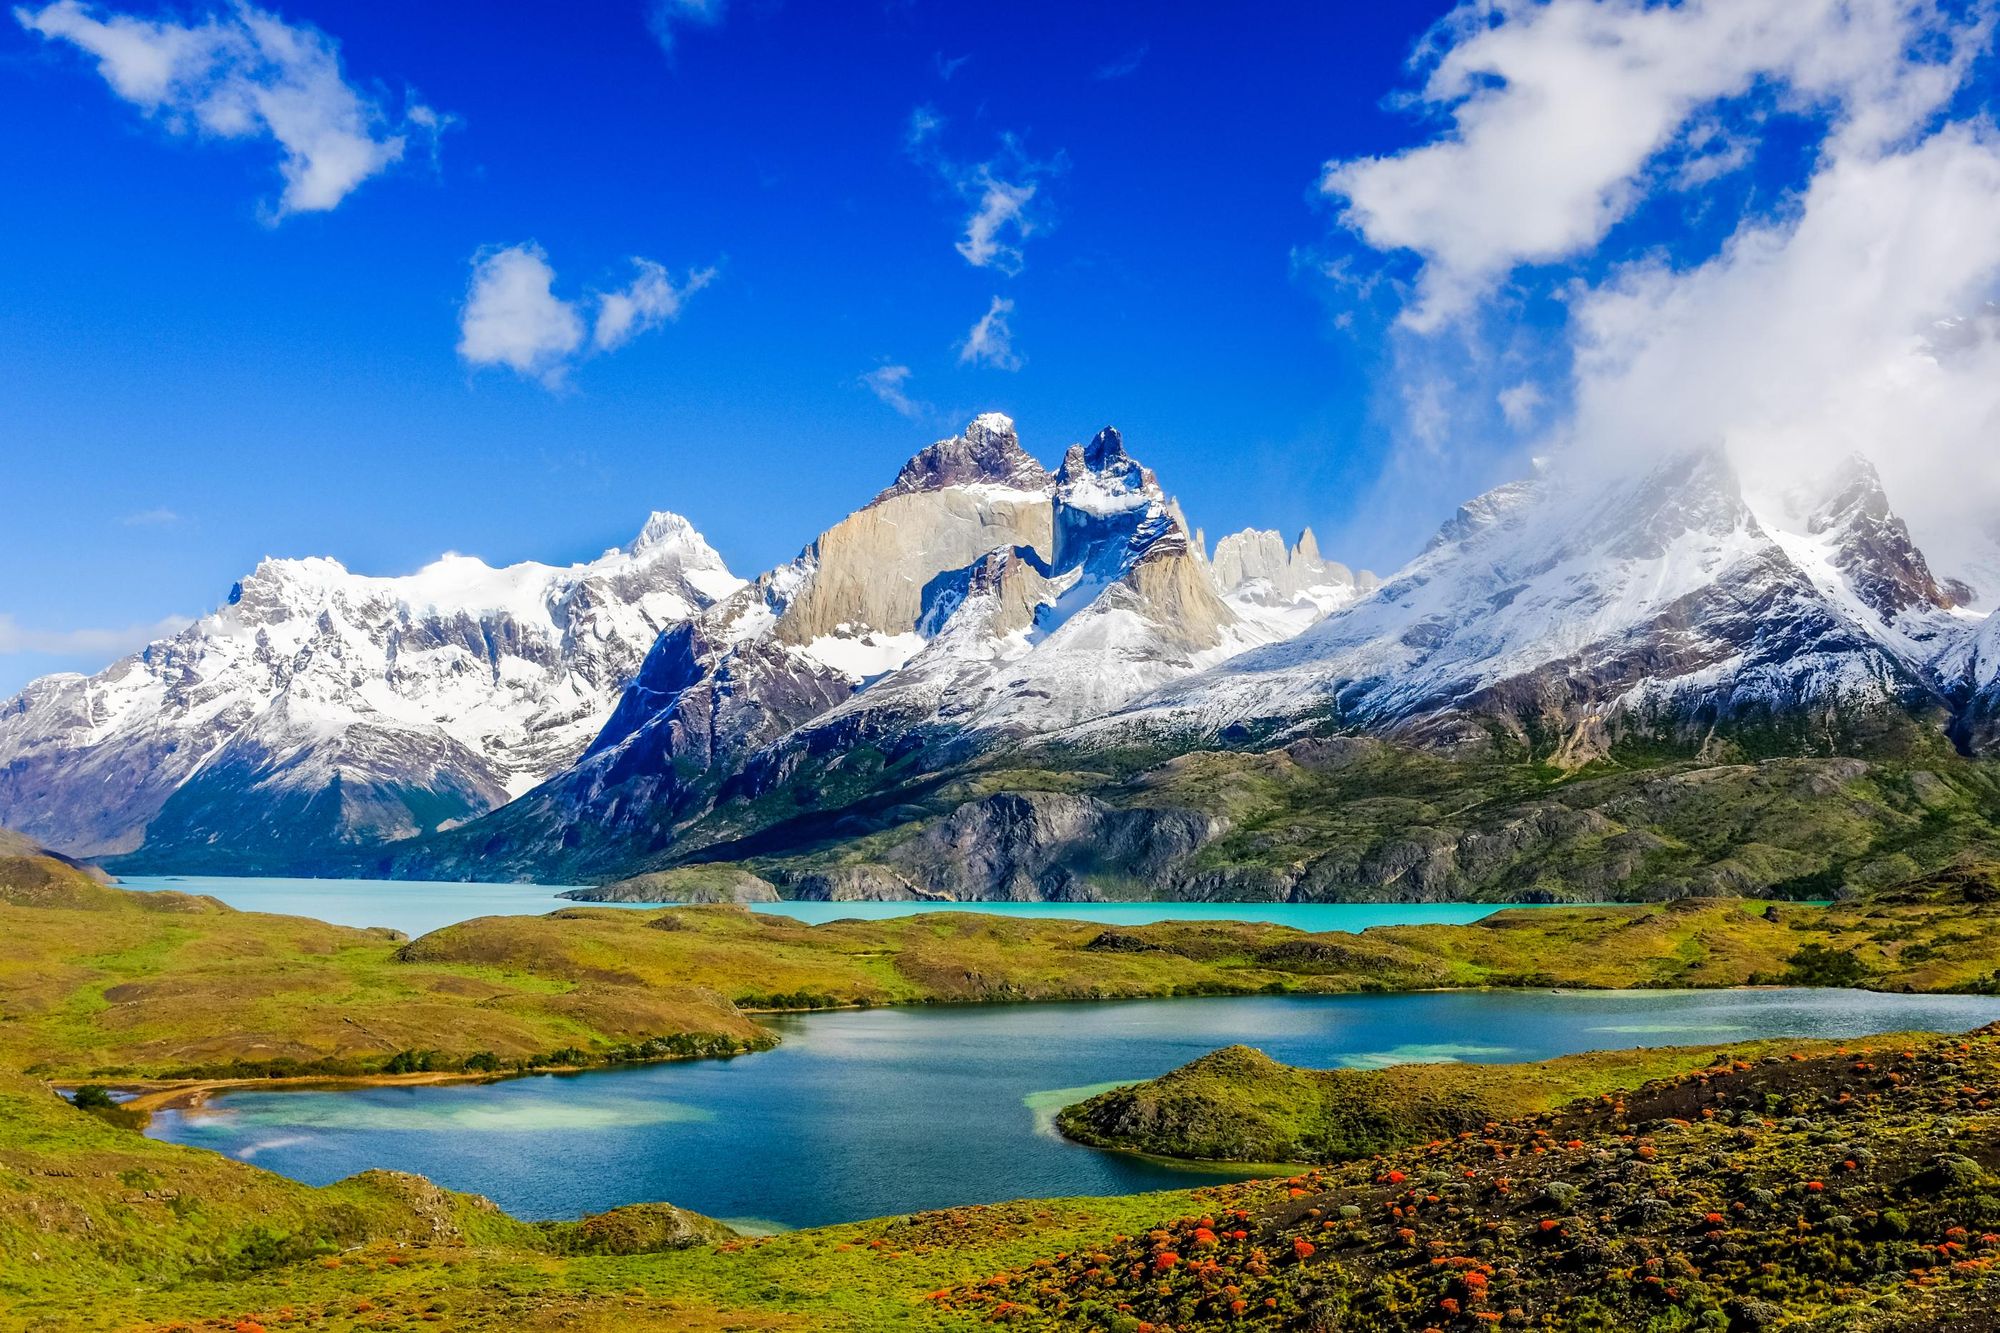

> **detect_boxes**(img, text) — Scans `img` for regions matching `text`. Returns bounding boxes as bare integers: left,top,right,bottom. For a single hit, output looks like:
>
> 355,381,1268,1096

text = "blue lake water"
120,874,1525,938
146,988,2000,1230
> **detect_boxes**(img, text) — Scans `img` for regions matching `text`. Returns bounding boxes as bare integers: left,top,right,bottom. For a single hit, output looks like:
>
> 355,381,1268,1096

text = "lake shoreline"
74,978,1922,1127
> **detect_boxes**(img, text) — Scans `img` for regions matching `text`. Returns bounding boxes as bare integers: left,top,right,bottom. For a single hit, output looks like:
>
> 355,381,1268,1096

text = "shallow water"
120,874,1530,938
147,987,2000,1229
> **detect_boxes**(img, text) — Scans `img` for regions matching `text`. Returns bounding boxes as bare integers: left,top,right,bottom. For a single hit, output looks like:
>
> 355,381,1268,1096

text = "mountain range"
7,414,2000,901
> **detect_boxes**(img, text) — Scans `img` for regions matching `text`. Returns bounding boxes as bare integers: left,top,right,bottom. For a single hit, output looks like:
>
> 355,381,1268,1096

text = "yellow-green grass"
6,865,2000,1085
9,1029,2000,1331
1053,1034,1934,1163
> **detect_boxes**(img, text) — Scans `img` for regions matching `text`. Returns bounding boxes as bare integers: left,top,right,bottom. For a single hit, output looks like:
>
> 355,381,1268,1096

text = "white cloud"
459,245,713,386
958,296,1021,370
0,613,191,656
1565,122,2000,583
593,260,715,351
15,0,441,217
1094,45,1147,80
956,174,1038,274
457,245,585,385
860,364,927,418
648,0,725,55
120,507,180,527
906,107,1059,276
1322,0,1986,329
1496,381,1545,429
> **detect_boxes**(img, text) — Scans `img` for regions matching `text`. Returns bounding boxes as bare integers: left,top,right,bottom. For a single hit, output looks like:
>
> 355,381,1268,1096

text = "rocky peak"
1802,454,1954,616
1212,527,1363,601
1425,479,1542,554
873,412,1053,504
1057,427,1159,501
625,510,706,558
1052,427,1180,574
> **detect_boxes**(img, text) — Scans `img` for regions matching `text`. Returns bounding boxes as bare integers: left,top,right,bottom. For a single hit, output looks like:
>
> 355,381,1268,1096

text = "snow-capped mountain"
12,410,1990,887
1211,526,1378,639
0,514,740,865
390,417,1372,877
1100,448,1976,761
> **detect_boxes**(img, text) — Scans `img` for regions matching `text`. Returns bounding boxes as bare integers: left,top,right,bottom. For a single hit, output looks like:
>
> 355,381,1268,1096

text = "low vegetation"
967,1025,2000,1331
7,861,2000,1086
1055,1037,1931,1164
5,1020,1999,1329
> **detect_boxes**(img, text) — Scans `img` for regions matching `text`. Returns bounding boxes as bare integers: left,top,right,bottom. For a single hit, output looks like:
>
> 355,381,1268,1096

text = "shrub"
1782,944,1871,987
70,1084,115,1110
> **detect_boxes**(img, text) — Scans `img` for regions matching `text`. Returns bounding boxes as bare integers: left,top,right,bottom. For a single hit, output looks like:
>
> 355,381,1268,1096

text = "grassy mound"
1057,1036,1930,1163
966,1025,2000,1331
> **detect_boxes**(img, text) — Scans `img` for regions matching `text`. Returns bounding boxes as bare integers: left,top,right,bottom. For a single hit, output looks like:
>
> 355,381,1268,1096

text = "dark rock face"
1807,455,1956,618
880,791,1219,901
871,413,1052,503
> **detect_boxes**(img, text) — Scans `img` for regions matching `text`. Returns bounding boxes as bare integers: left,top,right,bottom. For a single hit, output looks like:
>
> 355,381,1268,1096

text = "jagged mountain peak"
1057,426,1161,505
873,412,1052,504
1796,454,1955,616
626,509,711,557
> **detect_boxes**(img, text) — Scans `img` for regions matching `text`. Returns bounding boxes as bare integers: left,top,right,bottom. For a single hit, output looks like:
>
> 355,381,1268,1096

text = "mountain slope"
0,514,740,866
1103,449,1972,763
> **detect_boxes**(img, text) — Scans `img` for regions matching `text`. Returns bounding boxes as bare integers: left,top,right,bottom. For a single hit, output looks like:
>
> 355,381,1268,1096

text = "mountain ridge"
6,416,1997,900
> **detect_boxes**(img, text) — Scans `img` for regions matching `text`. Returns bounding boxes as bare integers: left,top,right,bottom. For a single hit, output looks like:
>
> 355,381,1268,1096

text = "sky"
3,0,1999,697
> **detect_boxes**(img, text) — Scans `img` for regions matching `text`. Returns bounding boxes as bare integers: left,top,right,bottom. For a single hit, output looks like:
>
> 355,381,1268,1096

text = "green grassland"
6,1022,2000,1330
6,849,2000,1084
1054,1038,1917,1164
6,838,2000,1328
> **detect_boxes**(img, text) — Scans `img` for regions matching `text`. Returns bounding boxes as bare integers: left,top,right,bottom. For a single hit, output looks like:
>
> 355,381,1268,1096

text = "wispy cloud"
859,364,927,418
594,260,716,351
647,0,725,56
933,51,969,80
905,106,1062,277
0,613,191,657
1496,382,1544,430
120,507,181,527
14,0,445,218
458,244,713,387
1094,44,1147,80
957,296,1020,371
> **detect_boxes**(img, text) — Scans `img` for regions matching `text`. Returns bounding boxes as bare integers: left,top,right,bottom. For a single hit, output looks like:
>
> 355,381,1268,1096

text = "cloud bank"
1321,0,2000,594
0,613,191,657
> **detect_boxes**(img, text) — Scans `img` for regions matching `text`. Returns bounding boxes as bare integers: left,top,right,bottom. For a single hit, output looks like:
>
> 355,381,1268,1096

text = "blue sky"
4,0,1999,696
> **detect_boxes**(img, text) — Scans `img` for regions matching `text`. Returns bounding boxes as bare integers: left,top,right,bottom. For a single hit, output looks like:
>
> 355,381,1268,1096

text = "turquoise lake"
146,988,2000,1230
120,874,1523,937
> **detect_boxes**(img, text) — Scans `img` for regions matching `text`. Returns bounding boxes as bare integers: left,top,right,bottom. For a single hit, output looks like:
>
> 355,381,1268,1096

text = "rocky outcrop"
880,790,1222,901
563,1201,736,1255
561,865,779,904
785,863,946,901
